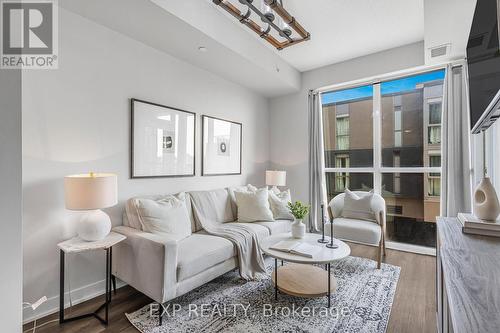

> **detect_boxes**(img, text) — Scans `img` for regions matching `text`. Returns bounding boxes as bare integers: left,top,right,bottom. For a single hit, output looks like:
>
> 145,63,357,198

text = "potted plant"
287,201,310,238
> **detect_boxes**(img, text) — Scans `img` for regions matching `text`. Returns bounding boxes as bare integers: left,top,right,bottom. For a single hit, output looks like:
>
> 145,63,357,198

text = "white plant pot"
474,177,500,221
291,219,306,239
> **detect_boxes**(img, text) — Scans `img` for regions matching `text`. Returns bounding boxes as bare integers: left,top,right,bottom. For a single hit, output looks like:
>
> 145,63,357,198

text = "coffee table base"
271,263,337,307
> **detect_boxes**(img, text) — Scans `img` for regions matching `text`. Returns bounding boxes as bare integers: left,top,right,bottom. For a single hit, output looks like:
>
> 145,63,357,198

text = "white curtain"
441,63,473,216
308,91,327,232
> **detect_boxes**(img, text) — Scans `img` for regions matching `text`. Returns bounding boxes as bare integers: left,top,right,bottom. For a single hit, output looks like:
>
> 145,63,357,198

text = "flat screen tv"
466,0,500,131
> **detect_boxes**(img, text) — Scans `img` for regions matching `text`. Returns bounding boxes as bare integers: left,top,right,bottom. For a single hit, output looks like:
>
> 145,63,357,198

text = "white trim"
326,167,441,174
373,83,382,194
23,278,126,324
386,241,436,256
342,239,436,256
314,60,465,94
325,167,374,173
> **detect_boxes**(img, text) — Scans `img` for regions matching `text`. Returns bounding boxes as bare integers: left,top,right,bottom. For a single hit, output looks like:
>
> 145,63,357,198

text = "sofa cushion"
177,232,236,281
132,193,192,239
255,220,292,235
330,217,381,244
189,189,234,225
225,222,270,240
234,188,274,222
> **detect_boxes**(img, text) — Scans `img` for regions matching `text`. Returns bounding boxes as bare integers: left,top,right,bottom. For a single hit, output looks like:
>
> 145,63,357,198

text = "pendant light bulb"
278,17,292,37
261,2,275,22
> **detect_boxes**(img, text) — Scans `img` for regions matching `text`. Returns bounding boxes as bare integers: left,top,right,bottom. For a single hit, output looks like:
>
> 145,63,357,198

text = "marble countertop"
58,232,126,253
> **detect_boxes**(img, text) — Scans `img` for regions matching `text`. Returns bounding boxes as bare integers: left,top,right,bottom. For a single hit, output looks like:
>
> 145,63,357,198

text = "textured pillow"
234,188,274,222
268,189,294,220
132,192,192,239
342,189,376,222
228,185,255,217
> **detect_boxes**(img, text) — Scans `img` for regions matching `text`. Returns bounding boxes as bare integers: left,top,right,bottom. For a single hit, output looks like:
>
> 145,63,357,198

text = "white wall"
22,8,270,321
0,65,23,331
269,42,425,203
423,0,476,64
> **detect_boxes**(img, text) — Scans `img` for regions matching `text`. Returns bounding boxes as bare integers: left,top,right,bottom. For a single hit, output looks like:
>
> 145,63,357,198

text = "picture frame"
131,98,196,178
202,115,242,176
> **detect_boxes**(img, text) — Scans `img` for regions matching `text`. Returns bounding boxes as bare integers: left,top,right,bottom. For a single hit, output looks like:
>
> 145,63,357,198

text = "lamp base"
77,209,111,241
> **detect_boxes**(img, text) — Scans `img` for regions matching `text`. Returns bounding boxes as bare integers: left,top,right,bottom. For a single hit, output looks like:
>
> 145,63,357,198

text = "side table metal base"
59,247,114,325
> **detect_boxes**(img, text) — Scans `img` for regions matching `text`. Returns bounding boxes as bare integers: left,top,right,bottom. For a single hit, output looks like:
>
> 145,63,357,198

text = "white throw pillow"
235,188,274,222
342,189,376,222
228,184,255,217
268,189,294,220
132,192,192,239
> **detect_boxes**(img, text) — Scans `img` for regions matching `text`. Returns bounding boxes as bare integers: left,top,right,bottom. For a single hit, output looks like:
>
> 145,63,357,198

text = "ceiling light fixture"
213,0,310,50
198,46,208,52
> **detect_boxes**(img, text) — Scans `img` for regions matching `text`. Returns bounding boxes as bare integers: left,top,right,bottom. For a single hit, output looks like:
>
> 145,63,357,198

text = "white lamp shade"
266,170,286,186
64,173,118,210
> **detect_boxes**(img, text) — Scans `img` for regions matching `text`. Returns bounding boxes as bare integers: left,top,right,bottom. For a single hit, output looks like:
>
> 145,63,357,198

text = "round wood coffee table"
260,232,350,307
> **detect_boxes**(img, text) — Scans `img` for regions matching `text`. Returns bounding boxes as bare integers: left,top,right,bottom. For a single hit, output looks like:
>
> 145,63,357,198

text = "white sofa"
111,187,292,306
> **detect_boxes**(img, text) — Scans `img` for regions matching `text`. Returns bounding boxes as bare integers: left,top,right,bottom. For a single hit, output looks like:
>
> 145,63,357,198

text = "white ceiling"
60,0,301,97
60,0,475,97
273,0,425,71
154,0,425,73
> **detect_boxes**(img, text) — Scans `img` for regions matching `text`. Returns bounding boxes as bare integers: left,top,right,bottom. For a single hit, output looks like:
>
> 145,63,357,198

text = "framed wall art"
131,98,195,178
202,115,242,176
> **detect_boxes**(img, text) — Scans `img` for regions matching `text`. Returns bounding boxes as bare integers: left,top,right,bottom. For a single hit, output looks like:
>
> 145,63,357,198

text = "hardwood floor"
24,243,436,333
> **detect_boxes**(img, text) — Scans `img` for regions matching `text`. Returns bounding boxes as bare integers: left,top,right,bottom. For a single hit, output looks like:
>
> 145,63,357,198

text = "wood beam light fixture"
213,0,310,50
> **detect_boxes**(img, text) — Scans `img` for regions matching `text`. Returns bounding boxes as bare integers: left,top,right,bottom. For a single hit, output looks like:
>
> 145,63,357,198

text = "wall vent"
429,44,450,58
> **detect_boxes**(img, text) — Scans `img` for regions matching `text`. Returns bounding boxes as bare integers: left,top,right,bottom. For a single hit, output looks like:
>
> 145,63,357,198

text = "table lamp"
266,170,286,191
64,173,118,241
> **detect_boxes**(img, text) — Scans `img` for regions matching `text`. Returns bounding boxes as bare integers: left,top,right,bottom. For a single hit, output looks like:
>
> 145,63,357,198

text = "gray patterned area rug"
126,256,400,333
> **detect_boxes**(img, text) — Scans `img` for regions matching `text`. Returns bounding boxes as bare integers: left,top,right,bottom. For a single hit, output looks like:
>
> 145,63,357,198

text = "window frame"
322,68,444,196
335,114,350,150
426,98,443,145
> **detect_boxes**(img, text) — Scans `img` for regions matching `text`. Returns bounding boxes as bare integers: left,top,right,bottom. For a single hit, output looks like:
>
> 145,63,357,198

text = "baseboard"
342,239,436,256
23,278,127,324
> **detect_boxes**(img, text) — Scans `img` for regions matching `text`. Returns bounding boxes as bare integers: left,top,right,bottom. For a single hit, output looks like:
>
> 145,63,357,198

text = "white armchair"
326,191,386,269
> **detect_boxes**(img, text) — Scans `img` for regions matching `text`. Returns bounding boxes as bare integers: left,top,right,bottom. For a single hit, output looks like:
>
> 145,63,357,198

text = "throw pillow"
342,189,376,222
132,192,192,239
268,189,294,220
228,184,255,217
234,188,274,222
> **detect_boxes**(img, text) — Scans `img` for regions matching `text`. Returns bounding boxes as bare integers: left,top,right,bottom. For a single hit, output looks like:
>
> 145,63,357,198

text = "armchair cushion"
342,189,376,222
328,218,382,244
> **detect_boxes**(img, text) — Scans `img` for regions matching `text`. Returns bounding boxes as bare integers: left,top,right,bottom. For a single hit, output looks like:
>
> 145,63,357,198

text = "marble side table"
58,232,126,325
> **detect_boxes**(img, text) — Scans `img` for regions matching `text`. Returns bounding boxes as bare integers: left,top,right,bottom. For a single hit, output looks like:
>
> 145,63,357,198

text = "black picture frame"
131,98,196,179
201,115,242,176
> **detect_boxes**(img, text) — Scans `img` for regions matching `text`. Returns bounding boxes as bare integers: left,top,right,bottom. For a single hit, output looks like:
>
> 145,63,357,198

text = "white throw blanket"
189,193,266,280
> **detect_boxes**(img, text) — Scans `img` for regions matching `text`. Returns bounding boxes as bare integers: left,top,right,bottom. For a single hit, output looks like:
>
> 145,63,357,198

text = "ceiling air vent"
430,44,450,58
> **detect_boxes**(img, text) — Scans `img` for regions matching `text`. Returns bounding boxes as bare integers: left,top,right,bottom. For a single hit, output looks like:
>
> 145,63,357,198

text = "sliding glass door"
322,69,445,248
